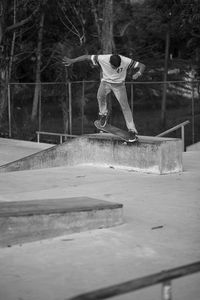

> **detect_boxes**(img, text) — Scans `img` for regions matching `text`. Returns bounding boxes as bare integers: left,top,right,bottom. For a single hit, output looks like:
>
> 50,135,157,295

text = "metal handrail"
156,120,190,151
68,261,200,300
36,131,77,144
36,121,190,149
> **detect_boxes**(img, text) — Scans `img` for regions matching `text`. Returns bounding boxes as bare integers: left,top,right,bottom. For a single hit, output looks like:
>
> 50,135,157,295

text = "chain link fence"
2,80,200,146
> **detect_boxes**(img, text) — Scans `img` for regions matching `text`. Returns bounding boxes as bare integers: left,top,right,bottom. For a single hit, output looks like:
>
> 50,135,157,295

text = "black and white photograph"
0,0,200,299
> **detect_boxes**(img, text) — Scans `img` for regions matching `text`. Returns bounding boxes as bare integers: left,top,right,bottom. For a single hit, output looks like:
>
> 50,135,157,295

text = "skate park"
0,132,200,300
1,0,200,298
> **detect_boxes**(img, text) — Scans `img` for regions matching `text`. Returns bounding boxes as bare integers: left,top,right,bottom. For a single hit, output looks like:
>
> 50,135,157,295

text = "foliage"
1,0,198,83
0,0,199,139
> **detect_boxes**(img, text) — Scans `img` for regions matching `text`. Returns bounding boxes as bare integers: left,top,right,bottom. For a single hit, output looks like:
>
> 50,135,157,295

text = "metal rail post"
81,81,85,135
162,280,172,300
37,132,40,143
157,120,190,152
191,80,195,144
68,82,72,135
38,86,41,132
181,125,185,152
7,83,12,137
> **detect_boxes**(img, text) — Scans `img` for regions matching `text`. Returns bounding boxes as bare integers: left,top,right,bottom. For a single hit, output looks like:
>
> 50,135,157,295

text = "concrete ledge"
0,134,183,174
0,197,123,247
84,134,183,174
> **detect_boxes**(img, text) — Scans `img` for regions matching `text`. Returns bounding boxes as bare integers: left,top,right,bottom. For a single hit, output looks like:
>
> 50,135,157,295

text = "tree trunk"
0,65,7,123
161,28,170,127
0,0,8,124
89,0,101,38
101,0,115,53
8,0,16,80
31,11,44,121
101,0,115,120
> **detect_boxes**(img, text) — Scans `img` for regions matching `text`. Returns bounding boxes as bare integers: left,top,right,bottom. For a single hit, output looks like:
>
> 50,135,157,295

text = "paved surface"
0,138,200,300
0,138,52,165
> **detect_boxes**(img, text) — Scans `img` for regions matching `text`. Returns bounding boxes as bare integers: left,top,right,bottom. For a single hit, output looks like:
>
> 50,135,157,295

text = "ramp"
0,134,183,174
0,137,52,165
0,197,123,247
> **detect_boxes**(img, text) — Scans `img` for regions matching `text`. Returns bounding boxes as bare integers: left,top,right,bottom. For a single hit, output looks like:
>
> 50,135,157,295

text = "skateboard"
94,120,138,143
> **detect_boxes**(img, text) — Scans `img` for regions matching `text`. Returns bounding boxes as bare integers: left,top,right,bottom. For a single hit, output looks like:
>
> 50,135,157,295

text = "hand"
132,71,142,80
62,56,74,66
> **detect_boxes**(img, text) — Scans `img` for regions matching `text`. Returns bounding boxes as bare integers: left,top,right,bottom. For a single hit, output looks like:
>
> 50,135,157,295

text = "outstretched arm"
132,62,146,80
62,55,92,66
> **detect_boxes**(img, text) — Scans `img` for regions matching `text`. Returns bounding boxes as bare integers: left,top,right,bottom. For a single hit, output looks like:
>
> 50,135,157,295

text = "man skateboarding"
63,54,145,142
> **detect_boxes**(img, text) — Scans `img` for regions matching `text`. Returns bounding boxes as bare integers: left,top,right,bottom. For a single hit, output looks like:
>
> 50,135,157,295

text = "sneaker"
128,130,138,142
99,114,108,127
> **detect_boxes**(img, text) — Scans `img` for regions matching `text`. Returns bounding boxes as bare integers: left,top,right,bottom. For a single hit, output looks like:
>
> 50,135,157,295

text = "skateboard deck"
94,120,138,143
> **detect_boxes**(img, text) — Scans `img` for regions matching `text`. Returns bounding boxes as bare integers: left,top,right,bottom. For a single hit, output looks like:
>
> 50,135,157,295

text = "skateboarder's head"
110,54,121,69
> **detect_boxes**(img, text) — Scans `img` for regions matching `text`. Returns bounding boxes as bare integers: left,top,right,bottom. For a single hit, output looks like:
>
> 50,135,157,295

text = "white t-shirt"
91,54,139,83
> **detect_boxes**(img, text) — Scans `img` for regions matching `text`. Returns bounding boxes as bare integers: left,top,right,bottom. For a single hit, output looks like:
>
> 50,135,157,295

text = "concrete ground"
0,138,200,300
0,138,52,166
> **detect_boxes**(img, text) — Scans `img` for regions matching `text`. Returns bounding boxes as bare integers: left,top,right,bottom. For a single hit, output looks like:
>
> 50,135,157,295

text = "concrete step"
0,134,183,174
0,197,123,247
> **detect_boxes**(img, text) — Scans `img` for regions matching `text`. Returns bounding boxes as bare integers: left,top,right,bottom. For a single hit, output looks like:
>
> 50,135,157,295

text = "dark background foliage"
0,0,199,145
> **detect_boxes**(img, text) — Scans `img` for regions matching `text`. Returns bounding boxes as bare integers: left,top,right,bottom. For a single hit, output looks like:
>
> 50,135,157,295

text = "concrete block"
0,134,183,174
0,197,123,247
83,134,183,174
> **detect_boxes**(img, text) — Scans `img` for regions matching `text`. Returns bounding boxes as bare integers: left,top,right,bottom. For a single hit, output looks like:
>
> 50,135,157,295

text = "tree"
101,0,115,53
101,0,115,119
8,0,16,80
0,0,40,125
146,0,185,126
0,0,9,123
31,3,45,121
1,0,199,139
180,0,200,63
